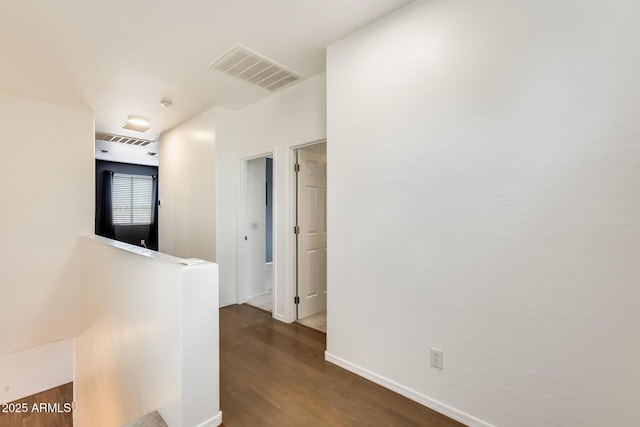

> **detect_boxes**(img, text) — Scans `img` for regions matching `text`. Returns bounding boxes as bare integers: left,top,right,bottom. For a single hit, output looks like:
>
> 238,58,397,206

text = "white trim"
272,313,286,322
238,147,279,320
245,291,271,300
284,145,297,323
270,148,280,320
219,299,237,308
194,411,223,427
324,352,495,427
291,139,328,150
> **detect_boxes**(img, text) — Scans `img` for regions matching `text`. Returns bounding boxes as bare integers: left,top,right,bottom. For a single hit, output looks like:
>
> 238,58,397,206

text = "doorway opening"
244,154,274,313
293,142,327,332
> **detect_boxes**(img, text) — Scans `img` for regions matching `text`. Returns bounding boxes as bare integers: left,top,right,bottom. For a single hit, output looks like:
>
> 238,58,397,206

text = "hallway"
220,305,462,426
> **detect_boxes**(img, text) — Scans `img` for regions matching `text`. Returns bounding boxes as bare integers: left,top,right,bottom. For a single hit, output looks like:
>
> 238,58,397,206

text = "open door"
296,148,327,319
242,156,274,313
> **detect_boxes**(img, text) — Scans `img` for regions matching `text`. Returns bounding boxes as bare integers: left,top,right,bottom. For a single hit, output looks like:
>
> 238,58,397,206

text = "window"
112,173,153,225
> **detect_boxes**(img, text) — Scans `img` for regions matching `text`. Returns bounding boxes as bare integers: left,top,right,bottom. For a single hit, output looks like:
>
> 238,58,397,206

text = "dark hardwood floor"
0,383,72,427
1,306,462,427
220,304,464,427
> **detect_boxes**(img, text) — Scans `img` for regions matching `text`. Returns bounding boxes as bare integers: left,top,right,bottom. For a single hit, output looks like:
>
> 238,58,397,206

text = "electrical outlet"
4,385,10,392
430,347,443,369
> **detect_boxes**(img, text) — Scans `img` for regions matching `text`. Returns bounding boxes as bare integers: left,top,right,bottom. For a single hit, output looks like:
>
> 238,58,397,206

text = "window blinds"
112,173,153,225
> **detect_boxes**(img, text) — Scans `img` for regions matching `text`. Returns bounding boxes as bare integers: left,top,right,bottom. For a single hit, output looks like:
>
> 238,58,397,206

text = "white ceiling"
0,0,412,144
95,139,160,167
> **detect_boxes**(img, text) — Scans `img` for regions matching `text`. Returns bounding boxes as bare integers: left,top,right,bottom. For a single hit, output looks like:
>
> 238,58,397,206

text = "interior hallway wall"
326,1,640,426
0,92,93,400
215,73,326,317
159,107,216,262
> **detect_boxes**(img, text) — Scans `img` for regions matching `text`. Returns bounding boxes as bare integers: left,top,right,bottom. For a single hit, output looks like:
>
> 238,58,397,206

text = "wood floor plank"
1,304,462,427
0,383,73,427
221,304,464,427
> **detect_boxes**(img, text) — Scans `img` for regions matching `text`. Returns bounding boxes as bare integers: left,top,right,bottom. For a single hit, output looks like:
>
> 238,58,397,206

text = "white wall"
75,236,220,427
0,339,73,403
0,92,93,355
214,107,239,307
159,107,216,262
215,73,326,317
326,1,640,426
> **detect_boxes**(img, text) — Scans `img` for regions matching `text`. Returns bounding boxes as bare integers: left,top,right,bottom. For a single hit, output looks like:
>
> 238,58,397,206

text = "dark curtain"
148,174,159,249
99,170,116,239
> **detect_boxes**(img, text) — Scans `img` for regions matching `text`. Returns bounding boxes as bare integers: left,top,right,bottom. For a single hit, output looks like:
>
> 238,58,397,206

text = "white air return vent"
209,45,301,91
95,132,154,147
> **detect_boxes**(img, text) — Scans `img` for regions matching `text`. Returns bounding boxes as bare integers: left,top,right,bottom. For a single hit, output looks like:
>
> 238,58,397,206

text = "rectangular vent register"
209,44,301,91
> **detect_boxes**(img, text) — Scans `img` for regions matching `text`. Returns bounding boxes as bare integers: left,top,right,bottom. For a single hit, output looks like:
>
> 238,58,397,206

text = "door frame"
238,148,277,313
237,139,325,324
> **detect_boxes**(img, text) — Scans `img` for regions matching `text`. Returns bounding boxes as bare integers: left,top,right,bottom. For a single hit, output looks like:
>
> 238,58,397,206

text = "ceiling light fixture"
160,99,173,108
122,115,151,132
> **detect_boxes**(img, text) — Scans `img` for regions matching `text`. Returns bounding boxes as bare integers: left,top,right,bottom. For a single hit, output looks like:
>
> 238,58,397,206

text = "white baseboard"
324,351,494,427
219,299,236,308
245,291,271,301
196,411,223,427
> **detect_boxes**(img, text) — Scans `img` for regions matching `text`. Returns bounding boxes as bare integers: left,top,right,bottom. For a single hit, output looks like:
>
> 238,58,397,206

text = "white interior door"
297,149,327,319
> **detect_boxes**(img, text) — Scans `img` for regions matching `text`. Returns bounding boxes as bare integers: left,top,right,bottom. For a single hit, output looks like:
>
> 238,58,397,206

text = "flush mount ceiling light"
121,115,151,132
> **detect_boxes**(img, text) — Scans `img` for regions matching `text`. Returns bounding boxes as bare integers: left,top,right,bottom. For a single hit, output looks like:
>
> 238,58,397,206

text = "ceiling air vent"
95,132,154,147
209,44,301,91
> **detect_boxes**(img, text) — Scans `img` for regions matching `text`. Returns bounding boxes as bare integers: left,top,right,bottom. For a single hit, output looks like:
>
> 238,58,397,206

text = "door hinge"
294,225,300,234
294,163,300,172
294,296,300,304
